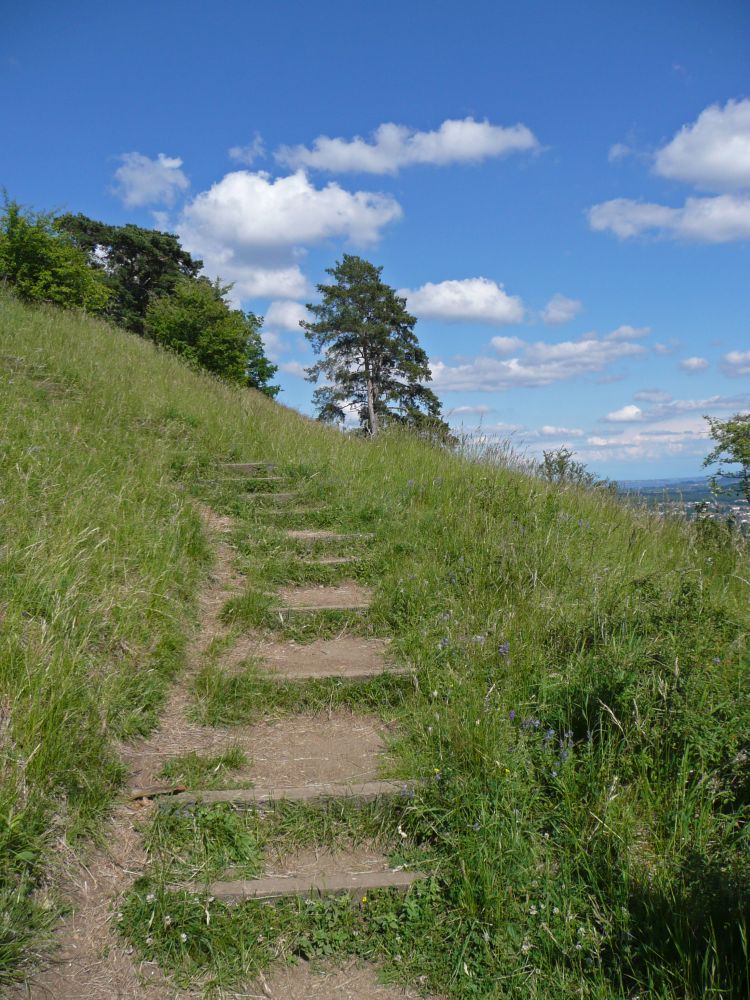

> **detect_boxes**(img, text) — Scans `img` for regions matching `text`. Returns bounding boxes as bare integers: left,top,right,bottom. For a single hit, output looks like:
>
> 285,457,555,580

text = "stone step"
277,583,372,614
181,868,424,902
166,779,416,810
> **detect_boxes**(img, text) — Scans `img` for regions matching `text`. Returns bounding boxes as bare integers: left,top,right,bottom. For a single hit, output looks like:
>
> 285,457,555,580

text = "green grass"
2,290,749,997
158,748,250,790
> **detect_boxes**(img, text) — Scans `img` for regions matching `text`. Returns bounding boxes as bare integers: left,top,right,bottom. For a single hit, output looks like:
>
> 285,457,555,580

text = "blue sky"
3,0,749,479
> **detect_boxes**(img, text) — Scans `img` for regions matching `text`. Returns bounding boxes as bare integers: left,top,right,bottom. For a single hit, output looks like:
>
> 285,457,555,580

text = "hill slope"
1,292,749,998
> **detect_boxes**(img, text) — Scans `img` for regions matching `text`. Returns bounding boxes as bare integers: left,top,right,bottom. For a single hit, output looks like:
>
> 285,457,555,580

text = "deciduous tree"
145,277,279,396
0,199,109,312
704,413,750,502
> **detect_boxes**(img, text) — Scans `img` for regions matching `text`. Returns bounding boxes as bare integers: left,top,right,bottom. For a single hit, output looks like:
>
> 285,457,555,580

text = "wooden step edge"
128,783,187,801
165,779,417,810
300,556,361,566
168,869,425,902
277,602,371,615
249,493,298,502
221,462,278,472
285,531,374,540
262,665,413,681
195,477,289,485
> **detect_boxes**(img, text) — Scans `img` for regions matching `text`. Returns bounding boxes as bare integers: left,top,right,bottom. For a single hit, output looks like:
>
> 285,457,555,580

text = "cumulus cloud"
113,152,189,207
578,390,750,464
228,133,266,165
590,100,750,244
276,117,539,174
721,349,750,377
680,356,710,373
654,98,750,191
265,300,309,331
400,277,524,325
431,331,646,392
580,416,714,464
606,404,643,422
181,169,401,247
588,193,750,243
490,335,525,354
177,169,401,302
541,293,583,325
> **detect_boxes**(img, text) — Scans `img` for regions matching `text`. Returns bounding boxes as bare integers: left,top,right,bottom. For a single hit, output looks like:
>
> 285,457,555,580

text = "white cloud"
579,414,715,464
177,169,401,303
588,194,750,243
634,388,672,403
265,300,309,331
606,404,643,422
431,332,645,392
113,152,189,207
228,133,266,165
539,425,584,437
591,100,750,244
721,349,750,377
608,142,633,162
680,356,710,373
541,293,583,325
654,99,750,192
400,277,524,325
276,117,539,174
181,169,401,248
607,324,650,341
653,340,680,355
490,335,525,354
448,404,493,416
279,360,308,378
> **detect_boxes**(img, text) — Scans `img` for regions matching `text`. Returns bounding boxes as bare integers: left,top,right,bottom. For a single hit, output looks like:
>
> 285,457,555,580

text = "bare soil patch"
221,636,392,679
279,583,372,610
256,959,435,999
245,711,390,786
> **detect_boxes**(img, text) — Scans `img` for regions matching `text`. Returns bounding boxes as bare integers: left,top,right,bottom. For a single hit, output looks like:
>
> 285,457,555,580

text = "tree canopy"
0,200,110,312
57,213,202,335
301,254,447,437
145,277,280,397
704,413,750,502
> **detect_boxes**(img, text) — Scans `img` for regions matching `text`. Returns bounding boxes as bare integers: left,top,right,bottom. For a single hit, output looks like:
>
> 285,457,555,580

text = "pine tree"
302,255,446,436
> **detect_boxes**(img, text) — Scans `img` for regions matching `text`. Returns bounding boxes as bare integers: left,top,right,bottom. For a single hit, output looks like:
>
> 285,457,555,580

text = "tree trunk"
366,373,379,436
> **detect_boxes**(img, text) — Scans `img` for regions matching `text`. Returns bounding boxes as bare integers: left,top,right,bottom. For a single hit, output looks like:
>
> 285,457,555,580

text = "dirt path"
13,508,242,1000
14,505,430,999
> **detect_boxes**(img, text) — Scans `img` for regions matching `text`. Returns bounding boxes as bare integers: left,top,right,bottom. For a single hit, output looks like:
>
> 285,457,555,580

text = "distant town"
618,475,750,530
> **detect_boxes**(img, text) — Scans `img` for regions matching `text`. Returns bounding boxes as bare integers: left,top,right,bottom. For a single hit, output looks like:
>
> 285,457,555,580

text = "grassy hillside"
1,291,748,997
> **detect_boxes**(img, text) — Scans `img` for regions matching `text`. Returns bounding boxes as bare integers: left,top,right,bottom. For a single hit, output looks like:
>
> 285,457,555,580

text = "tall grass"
1,291,749,996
